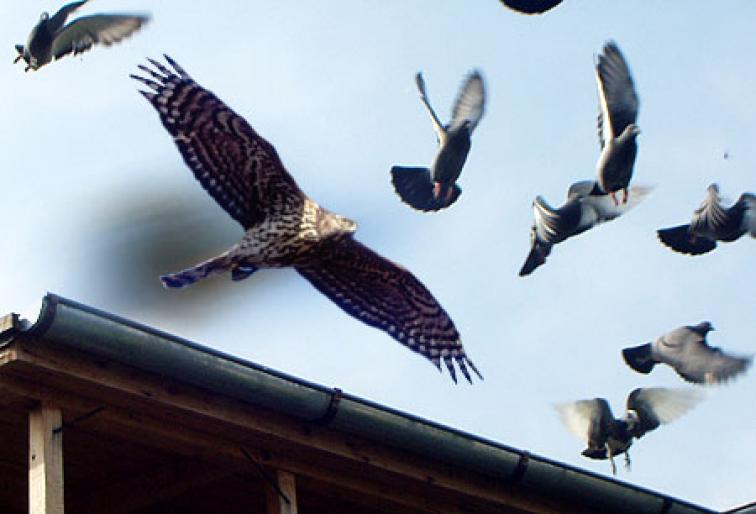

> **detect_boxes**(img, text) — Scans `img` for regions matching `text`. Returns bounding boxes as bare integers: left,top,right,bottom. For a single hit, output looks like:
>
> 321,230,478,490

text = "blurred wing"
450,70,486,132
295,237,481,383
690,185,731,235
739,193,756,236
583,184,653,224
627,387,702,438
131,57,305,229
415,72,446,142
674,340,752,384
499,0,563,14
52,14,149,60
556,398,613,445
595,41,639,148
48,0,89,33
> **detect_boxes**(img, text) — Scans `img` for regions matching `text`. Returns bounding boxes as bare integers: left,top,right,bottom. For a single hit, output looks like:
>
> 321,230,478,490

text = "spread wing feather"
450,70,486,132
296,237,481,383
52,14,149,60
131,56,305,229
595,41,639,148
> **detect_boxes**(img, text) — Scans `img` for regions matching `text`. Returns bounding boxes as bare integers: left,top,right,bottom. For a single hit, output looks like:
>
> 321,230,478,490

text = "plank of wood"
265,469,298,514
29,404,64,514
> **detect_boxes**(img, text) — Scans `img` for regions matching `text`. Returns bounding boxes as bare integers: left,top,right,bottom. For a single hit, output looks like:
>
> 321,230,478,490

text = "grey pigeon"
391,70,485,212
557,387,702,475
594,41,641,205
623,322,752,385
519,180,652,276
14,1,149,72
657,184,756,255
499,0,563,14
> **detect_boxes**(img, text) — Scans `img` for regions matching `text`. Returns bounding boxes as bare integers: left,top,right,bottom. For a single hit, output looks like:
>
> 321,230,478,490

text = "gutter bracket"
313,387,342,426
505,451,530,485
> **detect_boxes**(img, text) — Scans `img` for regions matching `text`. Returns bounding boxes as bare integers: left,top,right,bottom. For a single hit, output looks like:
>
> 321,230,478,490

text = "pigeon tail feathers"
657,224,717,255
519,241,550,277
622,343,656,374
390,166,460,212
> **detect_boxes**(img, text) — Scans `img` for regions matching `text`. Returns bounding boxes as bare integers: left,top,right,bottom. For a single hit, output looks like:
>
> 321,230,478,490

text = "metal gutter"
2,293,716,514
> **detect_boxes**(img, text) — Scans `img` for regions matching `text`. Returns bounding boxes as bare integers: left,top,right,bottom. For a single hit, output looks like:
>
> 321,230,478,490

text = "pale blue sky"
2,1,755,510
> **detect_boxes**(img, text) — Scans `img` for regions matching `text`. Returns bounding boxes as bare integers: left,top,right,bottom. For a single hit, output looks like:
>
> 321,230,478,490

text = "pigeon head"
690,321,715,335
39,12,50,23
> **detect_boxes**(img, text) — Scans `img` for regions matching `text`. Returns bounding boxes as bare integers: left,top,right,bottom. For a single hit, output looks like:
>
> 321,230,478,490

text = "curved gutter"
6,293,714,514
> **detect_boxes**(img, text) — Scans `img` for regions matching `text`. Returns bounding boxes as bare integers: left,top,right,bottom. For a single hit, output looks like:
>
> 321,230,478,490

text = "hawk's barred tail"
160,254,233,288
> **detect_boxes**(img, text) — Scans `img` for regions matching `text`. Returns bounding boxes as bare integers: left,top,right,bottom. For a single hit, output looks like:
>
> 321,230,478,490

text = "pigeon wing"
450,70,486,132
556,398,614,447
295,237,481,383
626,387,702,439
52,14,149,60
673,339,752,384
131,57,306,229
48,0,89,33
595,41,639,148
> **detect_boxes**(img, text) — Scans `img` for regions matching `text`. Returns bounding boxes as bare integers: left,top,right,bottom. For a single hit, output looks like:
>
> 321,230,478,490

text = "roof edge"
4,293,715,514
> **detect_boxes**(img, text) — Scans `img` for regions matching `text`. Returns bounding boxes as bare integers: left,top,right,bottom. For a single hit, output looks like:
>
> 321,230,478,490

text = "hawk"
657,184,756,255
594,41,641,205
519,180,652,276
390,70,485,212
623,322,752,385
14,0,149,72
557,387,702,475
131,56,482,383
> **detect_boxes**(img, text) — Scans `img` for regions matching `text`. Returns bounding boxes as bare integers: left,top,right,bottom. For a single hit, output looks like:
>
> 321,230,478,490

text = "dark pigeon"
519,181,652,276
657,184,755,255
595,41,641,205
14,0,149,72
391,70,485,212
499,0,563,14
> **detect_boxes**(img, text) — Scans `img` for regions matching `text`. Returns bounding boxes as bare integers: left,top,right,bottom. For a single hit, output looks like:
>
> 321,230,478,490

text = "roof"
0,293,718,514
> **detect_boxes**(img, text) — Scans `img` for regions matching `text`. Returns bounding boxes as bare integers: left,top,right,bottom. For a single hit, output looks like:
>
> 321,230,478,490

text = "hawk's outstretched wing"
131,56,305,229
296,236,482,383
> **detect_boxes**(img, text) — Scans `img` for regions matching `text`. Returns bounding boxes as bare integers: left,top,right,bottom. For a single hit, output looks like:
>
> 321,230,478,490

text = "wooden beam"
2,342,559,514
265,470,297,514
28,404,64,514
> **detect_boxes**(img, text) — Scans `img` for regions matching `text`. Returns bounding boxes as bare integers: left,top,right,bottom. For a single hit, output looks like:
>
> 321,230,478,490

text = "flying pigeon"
657,184,755,255
519,180,652,276
557,387,702,475
391,70,486,212
131,56,482,384
14,1,149,72
499,0,563,14
623,322,752,385
594,41,641,205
